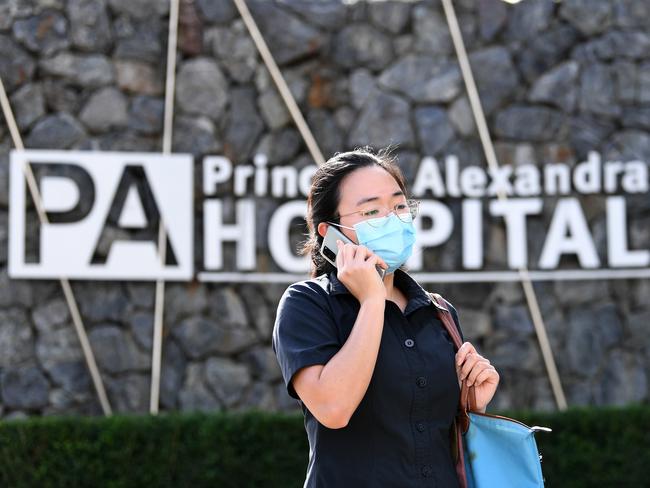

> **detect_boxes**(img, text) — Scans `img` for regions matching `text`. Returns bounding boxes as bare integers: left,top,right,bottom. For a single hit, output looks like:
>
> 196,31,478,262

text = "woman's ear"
317,222,328,238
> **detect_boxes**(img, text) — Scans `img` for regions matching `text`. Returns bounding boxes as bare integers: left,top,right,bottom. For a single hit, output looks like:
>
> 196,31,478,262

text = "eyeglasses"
337,199,420,227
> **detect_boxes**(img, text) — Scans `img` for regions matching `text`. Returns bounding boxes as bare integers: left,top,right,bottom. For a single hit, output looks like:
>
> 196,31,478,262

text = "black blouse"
272,269,464,488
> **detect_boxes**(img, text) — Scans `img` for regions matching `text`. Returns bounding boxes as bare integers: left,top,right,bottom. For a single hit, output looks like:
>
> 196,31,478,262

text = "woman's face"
318,165,406,243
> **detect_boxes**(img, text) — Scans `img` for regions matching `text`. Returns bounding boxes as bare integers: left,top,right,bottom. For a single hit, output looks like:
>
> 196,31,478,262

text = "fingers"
458,352,484,382
455,342,476,368
464,359,493,386
472,367,499,388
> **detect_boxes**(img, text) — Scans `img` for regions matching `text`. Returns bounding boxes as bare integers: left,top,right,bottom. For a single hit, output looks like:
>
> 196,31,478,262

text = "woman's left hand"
455,342,499,412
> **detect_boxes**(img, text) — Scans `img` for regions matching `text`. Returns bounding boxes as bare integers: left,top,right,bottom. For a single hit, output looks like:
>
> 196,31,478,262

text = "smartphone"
320,225,386,279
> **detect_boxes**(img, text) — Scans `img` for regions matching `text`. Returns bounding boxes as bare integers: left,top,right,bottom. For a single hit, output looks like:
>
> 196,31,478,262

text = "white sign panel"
9,150,193,280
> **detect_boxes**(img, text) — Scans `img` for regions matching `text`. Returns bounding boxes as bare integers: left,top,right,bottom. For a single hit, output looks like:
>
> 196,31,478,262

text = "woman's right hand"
335,240,387,304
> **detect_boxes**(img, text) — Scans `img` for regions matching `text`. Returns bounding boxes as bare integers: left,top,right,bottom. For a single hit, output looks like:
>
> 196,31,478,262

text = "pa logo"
9,150,193,280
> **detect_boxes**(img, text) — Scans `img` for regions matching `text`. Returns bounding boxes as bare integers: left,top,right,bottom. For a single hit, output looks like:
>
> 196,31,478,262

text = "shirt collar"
327,268,433,315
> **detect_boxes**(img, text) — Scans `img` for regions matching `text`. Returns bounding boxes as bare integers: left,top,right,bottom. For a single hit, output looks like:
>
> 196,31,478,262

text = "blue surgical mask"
331,213,417,274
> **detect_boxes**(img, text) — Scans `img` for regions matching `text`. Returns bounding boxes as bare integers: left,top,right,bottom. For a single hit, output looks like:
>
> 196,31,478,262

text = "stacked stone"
0,0,648,417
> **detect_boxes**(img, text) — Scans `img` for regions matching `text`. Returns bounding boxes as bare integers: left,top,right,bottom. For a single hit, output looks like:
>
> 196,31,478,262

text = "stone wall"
0,0,649,418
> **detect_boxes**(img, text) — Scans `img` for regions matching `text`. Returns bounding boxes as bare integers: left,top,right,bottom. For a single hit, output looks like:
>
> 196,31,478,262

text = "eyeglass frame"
335,199,420,224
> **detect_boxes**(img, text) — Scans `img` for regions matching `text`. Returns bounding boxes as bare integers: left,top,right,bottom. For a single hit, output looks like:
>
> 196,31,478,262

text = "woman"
272,148,499,487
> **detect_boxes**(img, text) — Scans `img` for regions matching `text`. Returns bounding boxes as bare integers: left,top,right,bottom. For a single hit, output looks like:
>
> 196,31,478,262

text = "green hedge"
0,405,648,487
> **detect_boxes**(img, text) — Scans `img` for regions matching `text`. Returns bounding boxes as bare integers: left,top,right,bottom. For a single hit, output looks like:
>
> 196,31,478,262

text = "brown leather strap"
430,292,478,415
430,293,474,488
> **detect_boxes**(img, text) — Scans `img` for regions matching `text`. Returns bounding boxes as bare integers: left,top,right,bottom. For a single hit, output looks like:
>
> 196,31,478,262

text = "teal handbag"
430,293,552,488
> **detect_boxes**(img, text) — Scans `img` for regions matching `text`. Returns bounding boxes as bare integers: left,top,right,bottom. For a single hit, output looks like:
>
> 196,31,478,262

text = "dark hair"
301,147,408,277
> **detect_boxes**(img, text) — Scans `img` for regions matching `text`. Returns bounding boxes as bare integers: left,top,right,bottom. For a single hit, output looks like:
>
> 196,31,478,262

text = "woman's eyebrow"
355,191,405,206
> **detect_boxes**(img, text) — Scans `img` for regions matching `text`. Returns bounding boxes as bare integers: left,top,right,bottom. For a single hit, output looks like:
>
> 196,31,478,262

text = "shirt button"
404,338,415,348
416,376,427,388
421,465,433,477
416,422,426,432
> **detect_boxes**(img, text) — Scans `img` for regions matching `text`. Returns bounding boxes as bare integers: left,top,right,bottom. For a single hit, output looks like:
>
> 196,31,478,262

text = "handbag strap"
429,293,478,419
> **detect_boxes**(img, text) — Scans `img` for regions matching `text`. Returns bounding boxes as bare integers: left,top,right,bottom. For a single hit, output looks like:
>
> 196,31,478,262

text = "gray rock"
172,115,220,156
468,47,519,114
25,112,86,149
204,357,250,408
196,0,236,24
349,91,414,149
569,115,615,158
448,96,475,137
166,283,209,324
477,0,507,41
369,1,411,34
115,60,163,95
555,279,610,307
48,360,91,394
494,305,534,335
580,31,650,62
379,55,461,103
172,316,257,359
108,0,168,18
88,325,150,374
13,10,69,55
75,283,129,322
278,0,347,29
412,6,452,55
457,309,492,339
67,0,112,52
639,62,650,103
128,96,164,135
42,79,80,113
518,25,579,83
566,304,623,376
207,288,249,327
127,312,153,351
10,83,45,130
249,0,324,65
494,105,565,142
275,382,300,411
505,0,554,41
486,332,542,372
206,21,257,84
306,110,342,161
79,87,128,133
125,283,155,308
560,0,613,36
349,69,378,110
614,0,650,28
239,381,275,411
627,310,650,348
239,285,273,340
1,366,50,409
179,362,220,412
113,16,163,63
607,130,650,161
414,106,455,156
258,88,290,130
333,24,393,71
334,106,355,132
242,346,282,381
0,35,36,91
36,325,84,374
160,339,186,409
579,64,621,118
600,349,647,405
0,309,34,368
616,61,638,104
224,87,264,163
529,61,580,112
39,52,114,87
176,58,228,120
105,373,149,413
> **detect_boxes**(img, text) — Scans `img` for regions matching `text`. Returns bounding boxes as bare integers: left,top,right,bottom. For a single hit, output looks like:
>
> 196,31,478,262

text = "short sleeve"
272,281,341,399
